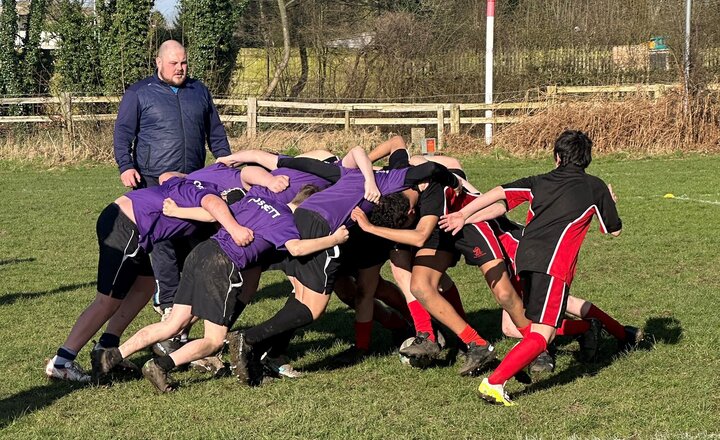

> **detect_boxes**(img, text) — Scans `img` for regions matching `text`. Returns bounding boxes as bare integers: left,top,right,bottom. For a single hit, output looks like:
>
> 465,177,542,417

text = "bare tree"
261,0,291,98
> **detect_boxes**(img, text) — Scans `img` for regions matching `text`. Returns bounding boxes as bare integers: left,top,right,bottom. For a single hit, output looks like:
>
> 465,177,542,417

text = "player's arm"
410,154,462,170
439,186,506,235
240,166,290,192
598,183,623,237
159,171,187,185
201,194,254,246
410,154,481,193
607,184,622,236
162,196,254,247
367,135,406,163
276,157,341,183
163,198,216,222
465,202,507,224
403,162,461,192
352,207,437,248
215,149,279,170
341,146,380,204
285,226,350,256
297,149,336,161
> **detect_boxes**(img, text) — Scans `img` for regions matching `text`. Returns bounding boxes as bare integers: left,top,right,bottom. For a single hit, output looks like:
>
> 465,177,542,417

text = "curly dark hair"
369,192,410,228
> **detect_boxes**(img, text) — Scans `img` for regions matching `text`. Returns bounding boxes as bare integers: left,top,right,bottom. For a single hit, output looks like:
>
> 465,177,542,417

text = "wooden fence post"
247,97,257,138
344,110,351,132
59,92,73,148
450,104,460,135
436,106,444,150
654,85,665,99
546,85,557,104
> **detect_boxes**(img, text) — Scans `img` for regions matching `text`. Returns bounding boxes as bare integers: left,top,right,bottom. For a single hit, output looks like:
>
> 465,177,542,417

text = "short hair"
291,184,321,205
369,193,410,228
553,130,593,168
157,40,185,58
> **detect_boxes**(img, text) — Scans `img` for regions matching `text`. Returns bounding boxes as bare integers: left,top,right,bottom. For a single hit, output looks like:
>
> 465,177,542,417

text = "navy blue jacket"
113,73,231,177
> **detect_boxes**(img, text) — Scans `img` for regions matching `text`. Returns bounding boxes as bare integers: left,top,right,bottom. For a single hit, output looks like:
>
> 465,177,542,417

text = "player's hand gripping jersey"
246,160,335,205
212,195,301,268
125,176,222,252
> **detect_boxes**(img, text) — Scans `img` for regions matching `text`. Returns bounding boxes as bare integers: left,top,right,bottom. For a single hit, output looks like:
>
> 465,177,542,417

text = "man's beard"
160,71,186,86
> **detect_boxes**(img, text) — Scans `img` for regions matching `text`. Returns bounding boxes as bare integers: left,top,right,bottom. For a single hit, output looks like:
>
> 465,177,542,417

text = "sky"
154,0,179,23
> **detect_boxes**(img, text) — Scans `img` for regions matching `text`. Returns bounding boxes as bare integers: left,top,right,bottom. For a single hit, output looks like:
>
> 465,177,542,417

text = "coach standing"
113,39,231,316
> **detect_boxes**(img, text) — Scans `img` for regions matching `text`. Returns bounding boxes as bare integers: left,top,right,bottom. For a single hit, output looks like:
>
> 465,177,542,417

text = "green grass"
1,156,719,439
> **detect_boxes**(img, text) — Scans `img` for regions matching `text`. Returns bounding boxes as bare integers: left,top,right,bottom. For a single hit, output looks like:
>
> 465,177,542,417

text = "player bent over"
45,175,251,382
441,130,629,406
228,151,461,385
351,154,524,374
95,186,349,392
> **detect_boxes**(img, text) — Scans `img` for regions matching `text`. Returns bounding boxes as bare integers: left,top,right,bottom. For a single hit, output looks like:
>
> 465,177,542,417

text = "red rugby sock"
354,321,373,351
458,325,487,347
585,304,626,340
408,301,435,342
556,319,590,336
488,332,547,385
517,324,531,338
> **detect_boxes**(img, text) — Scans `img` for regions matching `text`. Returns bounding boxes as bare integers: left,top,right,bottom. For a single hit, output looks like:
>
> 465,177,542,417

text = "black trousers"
136,176,178,308
137,175,216,309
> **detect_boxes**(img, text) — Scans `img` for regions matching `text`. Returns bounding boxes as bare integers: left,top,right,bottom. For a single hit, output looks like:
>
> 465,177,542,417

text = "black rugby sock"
227,301,248,329
266,329,297,358
155,355,176,372
54,347,78,368
98,332,121,349
245,297,313,348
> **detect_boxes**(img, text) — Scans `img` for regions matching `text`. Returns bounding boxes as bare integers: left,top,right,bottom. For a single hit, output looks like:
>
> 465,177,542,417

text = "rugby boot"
398,332,441,358
458,341,496,376
142,359,177,393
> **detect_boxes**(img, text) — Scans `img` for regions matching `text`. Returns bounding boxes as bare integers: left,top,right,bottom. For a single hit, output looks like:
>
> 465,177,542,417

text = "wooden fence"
1,83,716,149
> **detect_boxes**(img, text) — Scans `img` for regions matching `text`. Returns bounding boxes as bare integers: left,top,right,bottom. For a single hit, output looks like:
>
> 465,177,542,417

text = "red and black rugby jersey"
501,164,622,285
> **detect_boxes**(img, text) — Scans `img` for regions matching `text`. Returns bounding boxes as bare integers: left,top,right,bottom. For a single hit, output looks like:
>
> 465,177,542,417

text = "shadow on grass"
0,257,36,267
295,307,505,373
645,316,683,345
517,315,682,397
0,282,94,307
251,280,294,302
0,381,84,429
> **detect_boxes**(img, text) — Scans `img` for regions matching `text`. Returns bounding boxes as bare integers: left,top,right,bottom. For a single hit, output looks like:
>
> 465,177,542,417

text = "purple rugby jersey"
185,163,243,194
247,167,333,204
125,177,217,252
298,166,410,231
213,194,300,268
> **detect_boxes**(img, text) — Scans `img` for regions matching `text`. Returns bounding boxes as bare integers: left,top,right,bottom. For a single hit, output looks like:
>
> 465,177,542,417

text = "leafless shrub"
491,90,720,156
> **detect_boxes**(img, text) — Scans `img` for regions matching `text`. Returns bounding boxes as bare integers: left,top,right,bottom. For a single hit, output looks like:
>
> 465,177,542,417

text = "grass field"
1,155,719,439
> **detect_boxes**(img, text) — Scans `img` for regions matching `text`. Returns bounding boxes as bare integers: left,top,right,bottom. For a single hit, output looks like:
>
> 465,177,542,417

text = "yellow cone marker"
664,193,675,199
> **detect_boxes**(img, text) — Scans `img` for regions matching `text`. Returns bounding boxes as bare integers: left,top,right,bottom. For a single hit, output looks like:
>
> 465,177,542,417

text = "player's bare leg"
480,259,531,332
